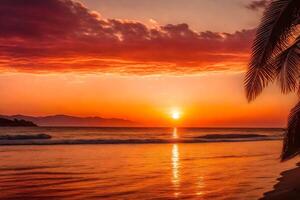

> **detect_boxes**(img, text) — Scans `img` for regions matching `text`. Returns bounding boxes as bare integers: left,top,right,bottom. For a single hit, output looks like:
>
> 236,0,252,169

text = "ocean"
0,127,298,199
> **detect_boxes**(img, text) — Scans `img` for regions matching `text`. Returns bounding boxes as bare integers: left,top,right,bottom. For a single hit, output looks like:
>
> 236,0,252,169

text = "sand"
261,163,300,199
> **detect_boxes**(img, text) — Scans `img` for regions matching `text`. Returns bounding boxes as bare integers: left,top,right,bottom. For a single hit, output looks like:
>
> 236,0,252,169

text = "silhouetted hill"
0,115,137,127
0,117,37,127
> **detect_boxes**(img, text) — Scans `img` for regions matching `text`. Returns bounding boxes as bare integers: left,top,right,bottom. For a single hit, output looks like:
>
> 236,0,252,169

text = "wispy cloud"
0,0,255,75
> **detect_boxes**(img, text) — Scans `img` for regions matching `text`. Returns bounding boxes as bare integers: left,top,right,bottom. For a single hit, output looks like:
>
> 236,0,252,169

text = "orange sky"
0,71,297,127
0,0,297,127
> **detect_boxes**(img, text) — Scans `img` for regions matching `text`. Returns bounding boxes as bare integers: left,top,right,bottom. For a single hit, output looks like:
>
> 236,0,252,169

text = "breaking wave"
0,133,281,145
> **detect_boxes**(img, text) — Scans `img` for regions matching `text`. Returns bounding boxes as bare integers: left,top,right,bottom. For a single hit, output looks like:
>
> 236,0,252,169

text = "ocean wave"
0,135,281,145
195,134,269,139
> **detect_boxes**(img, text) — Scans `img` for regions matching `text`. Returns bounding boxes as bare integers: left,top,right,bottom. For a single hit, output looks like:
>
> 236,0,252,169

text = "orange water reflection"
171,127,180,197
172,127,178,139
171,128,205,198
0,140,295,199
172,144,180,197
196,176,205,196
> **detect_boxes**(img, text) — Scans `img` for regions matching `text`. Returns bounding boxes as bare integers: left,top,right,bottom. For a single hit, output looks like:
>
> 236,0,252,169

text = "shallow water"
0,140,298,199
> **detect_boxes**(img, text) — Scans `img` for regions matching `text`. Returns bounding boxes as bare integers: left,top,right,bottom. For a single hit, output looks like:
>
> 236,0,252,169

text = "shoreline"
0,138,280,146
261,163,300,199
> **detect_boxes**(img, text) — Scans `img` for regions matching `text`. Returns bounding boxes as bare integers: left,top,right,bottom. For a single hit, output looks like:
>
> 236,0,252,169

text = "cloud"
0,0,256,75
246,0,269,11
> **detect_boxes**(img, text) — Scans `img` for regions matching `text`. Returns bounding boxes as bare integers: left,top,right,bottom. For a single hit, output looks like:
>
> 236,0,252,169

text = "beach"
261,163,300,199
0,127,299,200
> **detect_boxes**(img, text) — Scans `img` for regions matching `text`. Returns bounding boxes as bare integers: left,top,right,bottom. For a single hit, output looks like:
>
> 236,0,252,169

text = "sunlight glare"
172,111,180,120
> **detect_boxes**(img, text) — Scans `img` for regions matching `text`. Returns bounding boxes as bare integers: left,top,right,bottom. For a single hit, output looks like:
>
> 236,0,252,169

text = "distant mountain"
0,115,137,127
0,117,37,127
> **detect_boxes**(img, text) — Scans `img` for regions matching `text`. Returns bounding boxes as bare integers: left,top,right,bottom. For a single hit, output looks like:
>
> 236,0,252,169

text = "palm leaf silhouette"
244,0,300,161
282,101,300,161
275,36,300,94
245,0,300,101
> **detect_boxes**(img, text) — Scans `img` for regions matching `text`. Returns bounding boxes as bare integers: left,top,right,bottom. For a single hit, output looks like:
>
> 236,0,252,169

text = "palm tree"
244,0,300,161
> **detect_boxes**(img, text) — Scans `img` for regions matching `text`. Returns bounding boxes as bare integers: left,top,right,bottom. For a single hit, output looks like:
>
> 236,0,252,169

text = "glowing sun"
172,111,180,120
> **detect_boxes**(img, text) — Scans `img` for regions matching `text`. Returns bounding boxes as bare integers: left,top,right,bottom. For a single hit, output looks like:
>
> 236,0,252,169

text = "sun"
172,111,180,120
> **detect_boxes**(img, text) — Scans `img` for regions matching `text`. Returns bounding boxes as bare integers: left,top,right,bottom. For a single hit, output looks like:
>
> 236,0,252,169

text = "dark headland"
0,117,37,127
0,114,136,127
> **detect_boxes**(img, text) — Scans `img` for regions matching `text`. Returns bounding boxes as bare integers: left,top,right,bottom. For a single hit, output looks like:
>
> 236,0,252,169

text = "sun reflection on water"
196,176,205,197
172,143,180,197
171,128,204,198
172,127,178,139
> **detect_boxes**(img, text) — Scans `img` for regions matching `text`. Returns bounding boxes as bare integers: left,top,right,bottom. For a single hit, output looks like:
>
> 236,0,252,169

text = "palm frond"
275,36,300,93
244,64,276,101
281,101,300,161
245,0,300,101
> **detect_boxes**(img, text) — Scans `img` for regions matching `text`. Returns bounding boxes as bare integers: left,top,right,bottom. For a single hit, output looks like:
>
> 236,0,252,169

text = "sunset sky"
0,0,297,127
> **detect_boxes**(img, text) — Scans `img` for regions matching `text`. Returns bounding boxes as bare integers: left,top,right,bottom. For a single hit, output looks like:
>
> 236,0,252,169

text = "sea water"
0,127,298,199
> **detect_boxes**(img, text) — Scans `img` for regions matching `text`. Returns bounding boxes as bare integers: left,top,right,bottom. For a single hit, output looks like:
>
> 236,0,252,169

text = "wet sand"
261,163,300,200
